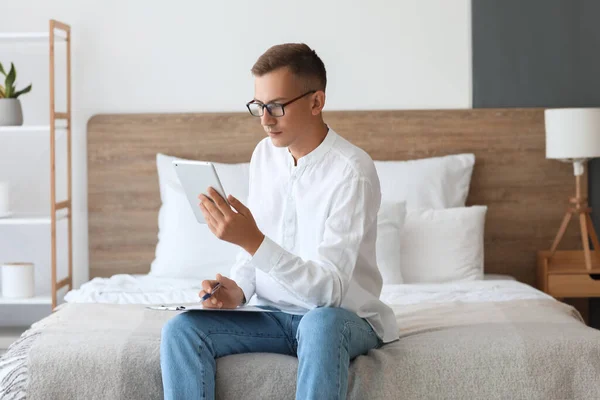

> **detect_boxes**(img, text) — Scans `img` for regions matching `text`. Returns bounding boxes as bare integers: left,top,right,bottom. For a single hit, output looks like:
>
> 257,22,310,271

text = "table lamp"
545,108,600,270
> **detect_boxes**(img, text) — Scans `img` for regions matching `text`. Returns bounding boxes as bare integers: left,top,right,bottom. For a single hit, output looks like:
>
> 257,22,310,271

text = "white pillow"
150,153,249,280
399,206,487,284
376,201,406,284
375,154,475,210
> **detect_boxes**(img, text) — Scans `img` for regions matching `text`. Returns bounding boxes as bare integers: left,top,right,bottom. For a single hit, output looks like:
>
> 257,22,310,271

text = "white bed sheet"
64,273,550,306
64,274,204,305
380,278,551,306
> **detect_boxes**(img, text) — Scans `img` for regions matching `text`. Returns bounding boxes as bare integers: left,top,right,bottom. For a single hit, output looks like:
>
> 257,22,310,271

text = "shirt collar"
287,127,337,168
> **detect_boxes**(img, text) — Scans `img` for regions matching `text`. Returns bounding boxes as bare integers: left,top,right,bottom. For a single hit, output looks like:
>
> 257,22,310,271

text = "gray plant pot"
0,99,24,126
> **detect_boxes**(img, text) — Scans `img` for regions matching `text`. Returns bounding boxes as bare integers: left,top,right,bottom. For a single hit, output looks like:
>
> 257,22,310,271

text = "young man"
160,43,398,400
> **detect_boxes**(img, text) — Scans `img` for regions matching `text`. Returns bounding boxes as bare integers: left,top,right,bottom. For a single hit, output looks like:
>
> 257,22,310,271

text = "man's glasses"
246,90,316,117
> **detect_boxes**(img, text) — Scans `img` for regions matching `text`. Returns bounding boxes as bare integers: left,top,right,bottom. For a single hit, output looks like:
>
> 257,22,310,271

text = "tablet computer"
172,160,229,224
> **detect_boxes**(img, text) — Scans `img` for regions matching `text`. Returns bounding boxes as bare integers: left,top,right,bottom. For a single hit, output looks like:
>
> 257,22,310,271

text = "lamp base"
549,196,600,271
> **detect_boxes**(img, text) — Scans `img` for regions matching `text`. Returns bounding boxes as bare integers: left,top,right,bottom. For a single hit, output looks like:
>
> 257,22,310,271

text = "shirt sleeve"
250,177,378,308
230,249,255,303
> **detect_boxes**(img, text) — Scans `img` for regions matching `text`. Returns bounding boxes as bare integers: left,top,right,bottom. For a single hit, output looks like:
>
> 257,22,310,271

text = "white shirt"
231,128,399,343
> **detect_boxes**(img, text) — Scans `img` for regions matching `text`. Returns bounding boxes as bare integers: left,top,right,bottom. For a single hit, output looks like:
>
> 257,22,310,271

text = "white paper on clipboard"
146,304,280,312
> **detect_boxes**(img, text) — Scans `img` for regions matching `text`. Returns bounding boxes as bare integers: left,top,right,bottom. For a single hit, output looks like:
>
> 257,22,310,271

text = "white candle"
1,262,35,298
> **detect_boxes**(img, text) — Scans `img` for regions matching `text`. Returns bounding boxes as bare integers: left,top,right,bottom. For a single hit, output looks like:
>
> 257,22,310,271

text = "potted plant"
0,62,32,126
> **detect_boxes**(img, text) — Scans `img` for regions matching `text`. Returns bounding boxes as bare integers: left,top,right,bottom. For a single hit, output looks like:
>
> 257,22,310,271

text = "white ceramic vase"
0,99,24,126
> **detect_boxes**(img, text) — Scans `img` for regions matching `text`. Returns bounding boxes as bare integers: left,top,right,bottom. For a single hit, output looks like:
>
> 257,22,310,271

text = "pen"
200,282,222,302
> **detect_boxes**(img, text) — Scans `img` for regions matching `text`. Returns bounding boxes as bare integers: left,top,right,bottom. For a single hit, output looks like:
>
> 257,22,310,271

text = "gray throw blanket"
9,299,600,399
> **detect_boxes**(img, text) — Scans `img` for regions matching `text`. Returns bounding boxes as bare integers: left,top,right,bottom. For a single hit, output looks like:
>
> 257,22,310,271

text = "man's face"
253,67,315,148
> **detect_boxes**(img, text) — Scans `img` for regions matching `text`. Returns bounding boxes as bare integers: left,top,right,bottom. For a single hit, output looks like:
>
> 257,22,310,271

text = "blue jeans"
160,307,381,400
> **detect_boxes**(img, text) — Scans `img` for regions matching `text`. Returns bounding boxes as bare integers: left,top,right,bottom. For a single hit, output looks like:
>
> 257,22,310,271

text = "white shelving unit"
0,210,69,225
0,31,67,41
0,296,52,305
0,20,72,310
0,125,67,133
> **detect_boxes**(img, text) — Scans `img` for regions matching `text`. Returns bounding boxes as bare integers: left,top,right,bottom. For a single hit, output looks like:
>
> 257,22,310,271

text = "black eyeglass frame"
246,90,317,117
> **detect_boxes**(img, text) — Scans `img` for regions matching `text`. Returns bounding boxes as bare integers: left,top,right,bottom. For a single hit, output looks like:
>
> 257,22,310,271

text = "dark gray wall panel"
473,0,600,108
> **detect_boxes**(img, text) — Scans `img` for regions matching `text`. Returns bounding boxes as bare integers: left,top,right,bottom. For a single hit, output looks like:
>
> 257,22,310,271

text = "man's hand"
199,274,245,309
198,187,264,255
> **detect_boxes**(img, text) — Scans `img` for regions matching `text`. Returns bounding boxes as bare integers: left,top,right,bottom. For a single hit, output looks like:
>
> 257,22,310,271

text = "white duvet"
64,274,551,306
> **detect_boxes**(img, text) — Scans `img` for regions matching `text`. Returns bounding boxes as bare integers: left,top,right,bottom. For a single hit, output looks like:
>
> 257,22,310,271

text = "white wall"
0,0,471,322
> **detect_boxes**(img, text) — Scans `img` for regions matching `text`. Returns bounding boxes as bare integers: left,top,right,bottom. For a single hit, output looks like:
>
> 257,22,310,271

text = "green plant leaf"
13,84,32,98
0,84,5,98
5,63,16,98
0,62,5,76
8,62,16,81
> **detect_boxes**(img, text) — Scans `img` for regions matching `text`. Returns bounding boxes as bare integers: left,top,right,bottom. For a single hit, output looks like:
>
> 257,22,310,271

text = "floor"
0,326,27,355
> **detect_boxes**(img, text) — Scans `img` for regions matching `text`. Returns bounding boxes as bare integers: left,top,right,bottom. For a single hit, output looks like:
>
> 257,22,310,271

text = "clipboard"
146,304,280,312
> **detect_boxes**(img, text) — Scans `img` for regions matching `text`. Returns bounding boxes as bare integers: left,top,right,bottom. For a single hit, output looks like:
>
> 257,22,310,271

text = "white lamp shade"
545,108,600,159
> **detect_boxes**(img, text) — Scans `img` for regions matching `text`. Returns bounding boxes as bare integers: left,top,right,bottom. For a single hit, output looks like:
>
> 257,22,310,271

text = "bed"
2,108,600,400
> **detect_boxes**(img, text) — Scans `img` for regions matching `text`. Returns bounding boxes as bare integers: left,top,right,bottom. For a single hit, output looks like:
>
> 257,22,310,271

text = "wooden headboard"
88,109,584,287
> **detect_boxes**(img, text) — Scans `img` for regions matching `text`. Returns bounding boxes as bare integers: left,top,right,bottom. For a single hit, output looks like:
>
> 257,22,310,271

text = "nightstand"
537,250,600,298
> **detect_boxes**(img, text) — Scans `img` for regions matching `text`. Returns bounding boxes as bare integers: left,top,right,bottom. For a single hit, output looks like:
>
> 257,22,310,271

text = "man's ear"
311,91,326,116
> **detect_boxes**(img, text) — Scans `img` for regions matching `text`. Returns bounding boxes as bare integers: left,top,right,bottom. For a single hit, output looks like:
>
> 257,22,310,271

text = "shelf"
0,327,27,350
0,210,69,225
0,32,67,42
0,296,51,305
0,125,67,133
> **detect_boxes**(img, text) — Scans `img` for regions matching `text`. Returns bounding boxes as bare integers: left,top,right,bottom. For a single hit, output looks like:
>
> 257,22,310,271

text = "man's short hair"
251,43,327,92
